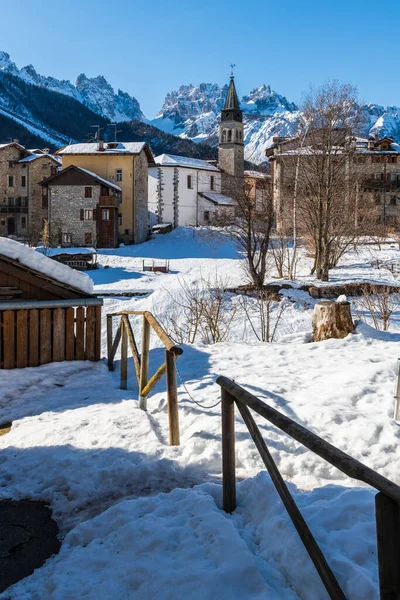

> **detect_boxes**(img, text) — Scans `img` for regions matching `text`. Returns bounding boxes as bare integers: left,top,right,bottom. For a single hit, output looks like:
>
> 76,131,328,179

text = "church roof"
223,76,241,111
154,153,220,171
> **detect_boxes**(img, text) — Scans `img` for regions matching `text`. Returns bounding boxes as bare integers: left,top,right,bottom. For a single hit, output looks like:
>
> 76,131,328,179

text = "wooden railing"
217,376,400,600
107,311,183,446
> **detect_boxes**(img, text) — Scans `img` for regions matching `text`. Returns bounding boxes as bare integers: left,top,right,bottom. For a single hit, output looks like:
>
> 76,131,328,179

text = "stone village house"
267,133,400,230
56,141,155,244
40,165,122,248
0,142,60,240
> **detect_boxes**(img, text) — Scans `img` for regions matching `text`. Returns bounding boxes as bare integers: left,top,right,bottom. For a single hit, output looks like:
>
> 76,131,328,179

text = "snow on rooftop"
58,142,147,155
36,247,96,257
154,153,220,171
199,192,236,206
18,153,61,164
0,237,93,295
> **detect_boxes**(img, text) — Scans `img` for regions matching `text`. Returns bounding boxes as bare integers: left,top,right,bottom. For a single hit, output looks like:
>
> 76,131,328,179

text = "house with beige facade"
268,133,400,230
0,142,60,240
56,141,155,244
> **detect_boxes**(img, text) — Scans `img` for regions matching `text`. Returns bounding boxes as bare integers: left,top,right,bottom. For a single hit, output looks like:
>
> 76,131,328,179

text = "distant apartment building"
0,142,60,240
268,133,400,229
56,141,155,244
40,165,121,248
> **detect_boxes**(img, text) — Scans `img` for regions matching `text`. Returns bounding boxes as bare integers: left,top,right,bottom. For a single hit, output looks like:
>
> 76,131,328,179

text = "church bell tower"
218,73,244,193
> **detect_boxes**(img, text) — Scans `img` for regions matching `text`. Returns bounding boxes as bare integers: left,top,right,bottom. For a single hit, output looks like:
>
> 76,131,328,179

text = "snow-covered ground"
1,228,399,599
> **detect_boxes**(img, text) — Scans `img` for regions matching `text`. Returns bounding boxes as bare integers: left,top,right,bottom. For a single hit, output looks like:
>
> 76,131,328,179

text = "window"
204,211,210,222
389,156,398,164
8,197,14,206
228,130,232,142
115,169,123,182
84,232,92,245
8,176,14,187
42,188,48,209
84,209,93,220
62,233,72,244
84,186,93,198
102,209,110,221
390,196,397,206
21,175,26,188
210,176,215,191
21,216,26,229
118,213,122,226
236,130,239,140
187,175,193,189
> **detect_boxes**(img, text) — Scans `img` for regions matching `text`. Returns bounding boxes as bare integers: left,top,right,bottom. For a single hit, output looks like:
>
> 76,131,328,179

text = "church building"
148,74,245,228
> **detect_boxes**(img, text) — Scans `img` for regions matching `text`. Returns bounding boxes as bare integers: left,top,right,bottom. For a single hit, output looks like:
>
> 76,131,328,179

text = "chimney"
374,133,379,142
368,139,375,150
98,139,104,151
13,138,19,144
42,148,50,154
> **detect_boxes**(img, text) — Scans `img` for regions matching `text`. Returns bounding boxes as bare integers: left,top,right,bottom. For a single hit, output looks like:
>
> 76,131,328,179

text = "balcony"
0,205,28,214
99,195,120,206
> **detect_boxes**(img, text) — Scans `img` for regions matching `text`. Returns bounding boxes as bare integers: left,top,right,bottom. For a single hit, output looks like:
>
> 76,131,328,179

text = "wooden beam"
216,376,400,504
139,315,150,410
166,350,180,446
121,315,141,382
120,322,128,390
375,492,400,599
140,362,166,398
235,399,346,600
221,387,236,513
144,311,182,355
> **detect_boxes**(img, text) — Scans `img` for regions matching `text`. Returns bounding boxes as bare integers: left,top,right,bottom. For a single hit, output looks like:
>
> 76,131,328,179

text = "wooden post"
120,320,128,390
312,300,354,342
166,349,180,446
139,315,150,410
221,388,236,513
107,315,114,370
375,492,400,599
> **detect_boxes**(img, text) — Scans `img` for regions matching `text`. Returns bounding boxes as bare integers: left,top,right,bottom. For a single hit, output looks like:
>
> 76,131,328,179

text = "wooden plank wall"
0,306,101,369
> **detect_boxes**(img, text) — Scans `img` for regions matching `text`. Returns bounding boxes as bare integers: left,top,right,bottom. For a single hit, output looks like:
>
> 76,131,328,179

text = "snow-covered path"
1,228,400,598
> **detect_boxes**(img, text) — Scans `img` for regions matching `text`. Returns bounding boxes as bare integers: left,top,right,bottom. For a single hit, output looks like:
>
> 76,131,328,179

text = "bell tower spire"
218,71,244,194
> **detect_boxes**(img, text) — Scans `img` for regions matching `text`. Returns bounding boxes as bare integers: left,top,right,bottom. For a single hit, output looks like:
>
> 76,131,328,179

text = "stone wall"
49,184,99,247
27,156,58,242
0,145,28,238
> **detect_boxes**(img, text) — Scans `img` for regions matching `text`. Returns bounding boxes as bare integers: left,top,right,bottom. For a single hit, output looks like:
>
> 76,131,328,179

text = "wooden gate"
0,299,103,369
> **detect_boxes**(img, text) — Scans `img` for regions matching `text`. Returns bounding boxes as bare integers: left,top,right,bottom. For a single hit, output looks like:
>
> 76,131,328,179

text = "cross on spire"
230,63,236,78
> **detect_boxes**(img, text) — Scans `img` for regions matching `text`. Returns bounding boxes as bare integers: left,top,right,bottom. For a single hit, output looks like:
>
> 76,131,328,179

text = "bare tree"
356,285,400,330
278,82,379,281
215,173,274,287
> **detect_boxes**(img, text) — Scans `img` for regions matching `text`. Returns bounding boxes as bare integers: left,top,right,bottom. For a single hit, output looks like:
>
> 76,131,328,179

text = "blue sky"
0,0,398,117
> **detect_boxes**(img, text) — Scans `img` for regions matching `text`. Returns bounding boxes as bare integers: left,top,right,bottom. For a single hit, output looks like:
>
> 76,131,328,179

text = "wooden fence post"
107,315,114,371
375,492,400,599
166,349,180,446
221,388,236,513
120,320,128,390
139,315,150,410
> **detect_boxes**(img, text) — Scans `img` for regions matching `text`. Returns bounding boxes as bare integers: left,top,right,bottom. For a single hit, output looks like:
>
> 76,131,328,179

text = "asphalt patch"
0,500,60,593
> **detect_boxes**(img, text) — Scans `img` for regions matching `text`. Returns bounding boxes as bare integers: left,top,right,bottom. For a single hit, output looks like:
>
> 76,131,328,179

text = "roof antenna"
230,63,236,78
107,122,122,142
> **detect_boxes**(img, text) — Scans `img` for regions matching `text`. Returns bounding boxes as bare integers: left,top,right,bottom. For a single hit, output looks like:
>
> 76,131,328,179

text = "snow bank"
0,237,93,295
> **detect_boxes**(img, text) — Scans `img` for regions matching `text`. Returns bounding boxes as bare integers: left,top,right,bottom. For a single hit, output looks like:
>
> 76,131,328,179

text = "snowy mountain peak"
0,51,18,73
0,49,145,123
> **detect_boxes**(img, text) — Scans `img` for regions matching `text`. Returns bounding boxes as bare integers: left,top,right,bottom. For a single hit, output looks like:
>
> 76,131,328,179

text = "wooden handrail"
106,311,182,446
217,376,400,600
217,376,400,504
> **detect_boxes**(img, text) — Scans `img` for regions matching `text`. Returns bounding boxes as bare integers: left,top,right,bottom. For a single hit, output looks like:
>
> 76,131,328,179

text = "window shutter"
93,208,97,220
80,209,84,221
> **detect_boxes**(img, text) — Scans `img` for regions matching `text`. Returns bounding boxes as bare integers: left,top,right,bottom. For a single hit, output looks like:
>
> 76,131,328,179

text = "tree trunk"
312,300,354,342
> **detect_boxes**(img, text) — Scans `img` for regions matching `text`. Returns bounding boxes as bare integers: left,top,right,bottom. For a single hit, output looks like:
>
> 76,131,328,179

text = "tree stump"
312,300,354,342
